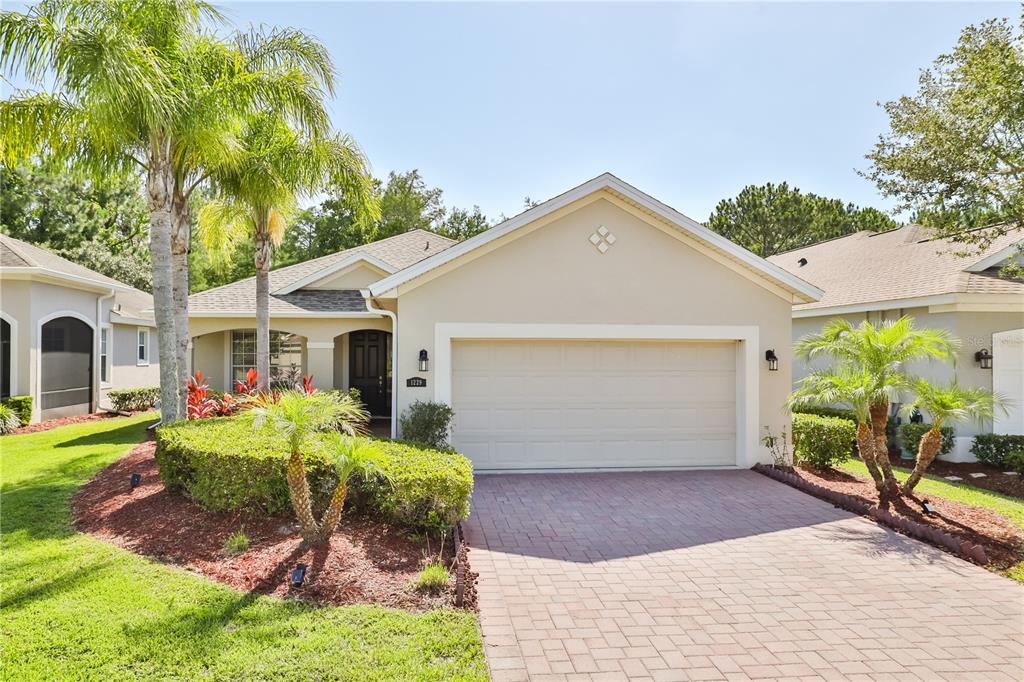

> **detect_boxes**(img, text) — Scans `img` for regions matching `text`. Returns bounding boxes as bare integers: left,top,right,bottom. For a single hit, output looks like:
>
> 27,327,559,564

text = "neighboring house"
0,234,159,423
769,224,1024,461
188,173,821,471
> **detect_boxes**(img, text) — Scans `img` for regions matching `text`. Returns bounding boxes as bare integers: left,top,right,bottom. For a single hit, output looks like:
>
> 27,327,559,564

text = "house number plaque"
406,377,427,388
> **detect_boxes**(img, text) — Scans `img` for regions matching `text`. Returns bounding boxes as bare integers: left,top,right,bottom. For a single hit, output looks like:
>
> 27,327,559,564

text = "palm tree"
0,2,335,421
251,390,369,542
901,380,1002,493
198,113,378,390
789,367,888,491
317,434,383,542
795,317,958,498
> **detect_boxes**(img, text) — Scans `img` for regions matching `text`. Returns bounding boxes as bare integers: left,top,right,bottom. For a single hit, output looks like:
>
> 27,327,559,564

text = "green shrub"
971,434,1024,468
412,560,449,592
898,423,954,457
399,401,455,449
791,405,857,423
1006,451,1024,474
0,404,20,435
108,387,160,412
155,416,473,531
222,529,250,556
2,395,32,426
791,413,856,469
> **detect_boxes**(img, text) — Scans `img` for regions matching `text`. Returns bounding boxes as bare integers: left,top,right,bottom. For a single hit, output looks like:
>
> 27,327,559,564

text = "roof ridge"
770,229,877,257
0,233,40,267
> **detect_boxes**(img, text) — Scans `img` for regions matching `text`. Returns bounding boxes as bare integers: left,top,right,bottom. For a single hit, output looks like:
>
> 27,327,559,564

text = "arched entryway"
40,315,93,419
349,329,392,418
1,316,11,399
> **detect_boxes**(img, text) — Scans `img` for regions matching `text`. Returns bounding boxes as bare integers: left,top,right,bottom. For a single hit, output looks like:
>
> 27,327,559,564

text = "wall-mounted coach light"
418,349,429,372
765,349,779,371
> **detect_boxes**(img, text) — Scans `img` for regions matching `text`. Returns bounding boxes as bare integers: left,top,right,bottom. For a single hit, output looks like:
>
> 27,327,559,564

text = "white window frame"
99,324,112,386
136,327,150,366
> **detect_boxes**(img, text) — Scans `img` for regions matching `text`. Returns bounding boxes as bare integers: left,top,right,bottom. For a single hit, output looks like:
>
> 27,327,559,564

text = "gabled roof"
0,233,154,321
368,173,823,303
767,224,1024,313
189,229,456,315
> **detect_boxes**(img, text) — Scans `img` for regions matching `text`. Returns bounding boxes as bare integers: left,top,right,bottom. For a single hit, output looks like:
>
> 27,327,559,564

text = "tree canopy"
865,14,1024,250
705,182,898,257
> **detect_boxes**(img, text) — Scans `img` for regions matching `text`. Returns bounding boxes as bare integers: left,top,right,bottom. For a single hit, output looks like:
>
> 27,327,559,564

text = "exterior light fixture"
290,563,307,588
765,349,779,371
130,473,142,489
974,349,992,370
418,349,429,372
920,499,936,515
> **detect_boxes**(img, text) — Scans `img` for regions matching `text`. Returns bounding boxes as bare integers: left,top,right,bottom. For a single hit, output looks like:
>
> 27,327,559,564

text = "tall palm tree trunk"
170,189,192,420
869,402,900,498
904,427,944,493
856,422,886,492
254,214,272,392
316,481,348,543
146,145,180,424
286,450,319,541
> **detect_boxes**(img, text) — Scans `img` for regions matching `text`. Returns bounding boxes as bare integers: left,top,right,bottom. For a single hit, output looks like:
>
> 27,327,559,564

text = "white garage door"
451,339,737,471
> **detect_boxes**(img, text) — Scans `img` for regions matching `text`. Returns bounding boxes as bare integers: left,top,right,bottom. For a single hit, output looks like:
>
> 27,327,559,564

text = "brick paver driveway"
464,471,1024,681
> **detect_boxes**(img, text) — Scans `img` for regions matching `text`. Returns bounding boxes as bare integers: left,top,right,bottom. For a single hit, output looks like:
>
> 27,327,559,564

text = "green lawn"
0,414,486,681
839,458,1024,530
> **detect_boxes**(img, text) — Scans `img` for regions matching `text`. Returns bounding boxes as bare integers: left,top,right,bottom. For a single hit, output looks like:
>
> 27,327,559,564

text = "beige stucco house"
769,225,1024,461
0,234,159,422
188,173,821,471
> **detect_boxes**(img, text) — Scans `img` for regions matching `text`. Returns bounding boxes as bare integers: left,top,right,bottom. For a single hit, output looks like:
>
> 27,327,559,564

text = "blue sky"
10,1,1018,221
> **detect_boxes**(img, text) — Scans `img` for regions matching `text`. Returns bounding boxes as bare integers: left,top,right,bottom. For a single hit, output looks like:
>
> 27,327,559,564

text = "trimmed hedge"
971,434,1024,468
791,405,857,423
399,400,455,450
155,416,473,531
1006,451,1024,474
791,413,856,469
108,386,160,412
2,396,32,426
898,423,954,458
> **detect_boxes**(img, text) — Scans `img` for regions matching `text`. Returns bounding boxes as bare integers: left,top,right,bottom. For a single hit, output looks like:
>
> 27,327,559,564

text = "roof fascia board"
273,253,397,295
369,173,821,302
0,267,126,293
793,292,1024,318
965,238,1024,272
110,312,156,327
189,310,385,318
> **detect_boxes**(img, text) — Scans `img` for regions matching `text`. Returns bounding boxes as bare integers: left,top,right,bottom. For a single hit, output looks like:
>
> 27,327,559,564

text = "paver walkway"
465,471,1024,681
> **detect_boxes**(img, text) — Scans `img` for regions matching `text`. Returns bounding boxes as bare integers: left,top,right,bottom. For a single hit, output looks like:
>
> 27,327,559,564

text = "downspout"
96,289,115,413
361,289,398,438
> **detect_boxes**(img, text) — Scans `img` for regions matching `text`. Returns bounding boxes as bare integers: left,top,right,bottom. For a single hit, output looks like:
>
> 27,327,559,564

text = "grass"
0,414,486,681
222,529,250,556
840,458,1024,583
413,561,450,592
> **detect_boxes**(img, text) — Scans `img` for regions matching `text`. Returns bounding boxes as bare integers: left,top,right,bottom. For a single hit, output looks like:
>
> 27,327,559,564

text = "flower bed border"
752,463,989,565
451,521,477,608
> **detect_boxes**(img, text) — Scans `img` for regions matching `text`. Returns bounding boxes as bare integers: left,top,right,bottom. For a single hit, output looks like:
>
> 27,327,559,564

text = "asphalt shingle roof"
767,225,1024,311
189,229,457,314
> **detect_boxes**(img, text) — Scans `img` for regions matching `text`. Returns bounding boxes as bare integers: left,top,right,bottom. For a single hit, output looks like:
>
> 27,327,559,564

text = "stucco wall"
101,323,160,399
792,307,1024,441
1,279,33,397
308,264,388,290
392,194,796,464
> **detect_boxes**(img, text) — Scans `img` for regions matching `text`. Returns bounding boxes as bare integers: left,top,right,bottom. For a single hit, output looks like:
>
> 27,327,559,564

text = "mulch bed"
14,411,129,435
891,456,1024,499
793,465,1023,572
72,438,457,610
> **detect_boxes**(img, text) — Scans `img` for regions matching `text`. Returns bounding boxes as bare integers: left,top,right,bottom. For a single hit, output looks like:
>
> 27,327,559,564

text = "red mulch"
795,465,1024,571
72,438,457,610
14,411,130,434
890,457,1024,499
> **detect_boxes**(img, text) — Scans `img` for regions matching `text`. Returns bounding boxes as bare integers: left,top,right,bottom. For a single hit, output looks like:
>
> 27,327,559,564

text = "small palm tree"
789,367,887,489
316,435,384,542
251,391,368,542
199,114,378,390
901,380,1002,493
795,316,959,498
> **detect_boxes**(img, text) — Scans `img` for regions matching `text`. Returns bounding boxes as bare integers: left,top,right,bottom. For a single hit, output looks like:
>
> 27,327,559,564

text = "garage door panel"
452,339,738,470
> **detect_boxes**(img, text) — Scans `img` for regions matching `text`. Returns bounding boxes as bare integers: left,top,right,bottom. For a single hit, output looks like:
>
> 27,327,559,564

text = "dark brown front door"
349,330,391,417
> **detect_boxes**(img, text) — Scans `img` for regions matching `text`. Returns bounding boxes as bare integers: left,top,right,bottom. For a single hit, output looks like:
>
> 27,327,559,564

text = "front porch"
188,315,394,422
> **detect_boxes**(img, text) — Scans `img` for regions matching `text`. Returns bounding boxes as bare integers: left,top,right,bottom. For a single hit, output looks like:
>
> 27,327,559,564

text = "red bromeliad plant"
187,371,237,419
234,368,259,396
301,374,316,395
